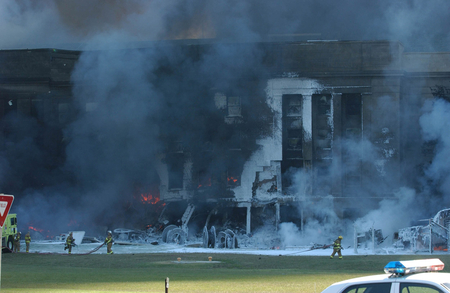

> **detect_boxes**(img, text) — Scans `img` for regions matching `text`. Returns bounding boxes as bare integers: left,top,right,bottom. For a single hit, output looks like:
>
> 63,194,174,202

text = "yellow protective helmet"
338,236,343,239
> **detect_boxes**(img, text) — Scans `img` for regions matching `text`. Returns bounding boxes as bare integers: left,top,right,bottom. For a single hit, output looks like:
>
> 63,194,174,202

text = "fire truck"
1,213,17,251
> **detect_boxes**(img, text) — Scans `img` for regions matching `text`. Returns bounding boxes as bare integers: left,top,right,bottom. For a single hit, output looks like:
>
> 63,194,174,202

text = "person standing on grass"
330,236,343,259
105,231,114,254
13,232,21,253
65,232,75,254
25,231,31,253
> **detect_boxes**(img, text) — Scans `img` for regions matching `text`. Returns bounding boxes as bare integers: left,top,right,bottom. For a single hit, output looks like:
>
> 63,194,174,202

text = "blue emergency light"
384,259,444,275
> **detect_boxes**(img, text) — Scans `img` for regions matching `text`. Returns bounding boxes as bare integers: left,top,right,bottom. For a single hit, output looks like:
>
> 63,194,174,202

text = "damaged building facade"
1,40,450,244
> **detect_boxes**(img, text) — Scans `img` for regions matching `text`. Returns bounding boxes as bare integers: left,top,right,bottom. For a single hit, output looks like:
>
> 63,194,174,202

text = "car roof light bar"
384,259,444,275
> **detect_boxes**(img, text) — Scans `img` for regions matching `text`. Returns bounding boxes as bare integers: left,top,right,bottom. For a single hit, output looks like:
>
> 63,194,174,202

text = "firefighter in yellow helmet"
25,232,31,253
330,236,343,259
105,231,114,254
65,232,75,254
13,232,21,253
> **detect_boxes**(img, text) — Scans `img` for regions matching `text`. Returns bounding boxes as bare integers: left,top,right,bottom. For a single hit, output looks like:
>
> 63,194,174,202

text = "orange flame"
140,193,161,204
28,226,44,233
198,178,212,188
227,177,238,183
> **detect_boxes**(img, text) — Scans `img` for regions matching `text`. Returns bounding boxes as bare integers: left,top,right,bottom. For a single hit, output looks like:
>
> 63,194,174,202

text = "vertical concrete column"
332,93,342,197
246,205,251,235
302,95,313,195
275,203,280,231
302,95,312,160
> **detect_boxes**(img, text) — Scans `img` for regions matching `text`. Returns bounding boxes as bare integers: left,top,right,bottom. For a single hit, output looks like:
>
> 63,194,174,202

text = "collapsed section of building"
1,40,450,247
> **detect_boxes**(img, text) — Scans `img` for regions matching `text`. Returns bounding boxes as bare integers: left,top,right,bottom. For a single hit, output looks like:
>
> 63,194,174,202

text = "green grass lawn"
1,252,449,292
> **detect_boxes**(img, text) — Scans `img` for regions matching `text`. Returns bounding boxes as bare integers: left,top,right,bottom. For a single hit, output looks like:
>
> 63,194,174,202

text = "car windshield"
442,283,450,291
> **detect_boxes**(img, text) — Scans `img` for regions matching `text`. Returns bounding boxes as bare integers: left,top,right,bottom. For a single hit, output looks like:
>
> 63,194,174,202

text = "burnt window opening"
167,153,184,190
312,94,332,160
343,94,362,140
282,94,304,191
227,96,241,117
286,95,302,116
226,166,241,188
197,169,212,189
280,205,303,228
341,94,362,195
312,94,333,195
214,92,227,110
282,94,303,155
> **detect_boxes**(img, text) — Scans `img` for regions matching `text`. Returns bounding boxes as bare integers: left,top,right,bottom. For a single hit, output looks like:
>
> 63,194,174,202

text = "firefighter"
65,232,75,254
13,232,21,253
330,235,343,259
105,231,114,254
25,232,31,253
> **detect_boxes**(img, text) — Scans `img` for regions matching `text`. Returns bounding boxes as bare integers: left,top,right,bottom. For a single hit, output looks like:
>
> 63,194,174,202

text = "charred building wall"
1,41,450,236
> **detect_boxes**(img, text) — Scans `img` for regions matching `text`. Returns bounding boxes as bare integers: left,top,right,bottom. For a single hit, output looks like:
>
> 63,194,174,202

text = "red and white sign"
0,194,14,227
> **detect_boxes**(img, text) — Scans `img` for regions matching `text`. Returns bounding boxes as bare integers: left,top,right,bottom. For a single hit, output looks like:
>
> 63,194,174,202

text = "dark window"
282,94,303,155
197,169,212,189
227,96,241,117
342,282,391,293
341,94,362,195
312,94,332,195
282,94,304,190
227,166,241,187
400,283,445,293
168,153,184,190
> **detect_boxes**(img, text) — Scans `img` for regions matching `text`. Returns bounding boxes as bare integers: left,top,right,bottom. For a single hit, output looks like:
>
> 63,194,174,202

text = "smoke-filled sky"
1,0,450,51
1,0,450,244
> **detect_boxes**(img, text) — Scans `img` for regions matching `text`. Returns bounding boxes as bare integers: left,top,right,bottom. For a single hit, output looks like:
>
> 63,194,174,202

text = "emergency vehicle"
1,213,17,251
321,258,450,292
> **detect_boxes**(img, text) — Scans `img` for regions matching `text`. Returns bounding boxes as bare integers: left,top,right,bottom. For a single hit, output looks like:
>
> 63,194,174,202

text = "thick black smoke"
1,0,450,51
1,0,450,240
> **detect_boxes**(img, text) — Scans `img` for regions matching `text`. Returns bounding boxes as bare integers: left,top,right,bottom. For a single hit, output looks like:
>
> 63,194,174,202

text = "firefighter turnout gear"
105,232,114,254
13,232,21,253
330,236,343,259
25,232,31,253
65,232,75,254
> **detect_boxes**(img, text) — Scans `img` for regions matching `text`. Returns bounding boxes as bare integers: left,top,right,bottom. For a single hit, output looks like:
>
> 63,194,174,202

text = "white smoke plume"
420,98,450,207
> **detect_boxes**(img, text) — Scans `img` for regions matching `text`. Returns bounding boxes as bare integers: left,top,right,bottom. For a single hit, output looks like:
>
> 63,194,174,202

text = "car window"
342,282,392,293
400,283,445,293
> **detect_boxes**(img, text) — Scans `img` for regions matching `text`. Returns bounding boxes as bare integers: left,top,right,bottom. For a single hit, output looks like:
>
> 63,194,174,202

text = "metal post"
447,224,450,253
246,205,251,235
165,277,169,293
354,224,357,254
0,225,3,290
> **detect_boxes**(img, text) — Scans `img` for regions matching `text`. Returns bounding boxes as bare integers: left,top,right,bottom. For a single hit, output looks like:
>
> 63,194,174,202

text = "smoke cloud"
1,0,450,51
1,0,450,244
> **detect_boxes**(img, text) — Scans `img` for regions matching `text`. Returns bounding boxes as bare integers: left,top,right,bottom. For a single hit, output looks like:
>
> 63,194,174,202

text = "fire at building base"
3,38,450,252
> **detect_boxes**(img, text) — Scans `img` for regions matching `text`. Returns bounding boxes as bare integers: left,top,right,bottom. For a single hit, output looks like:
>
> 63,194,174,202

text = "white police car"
321,259,450,293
